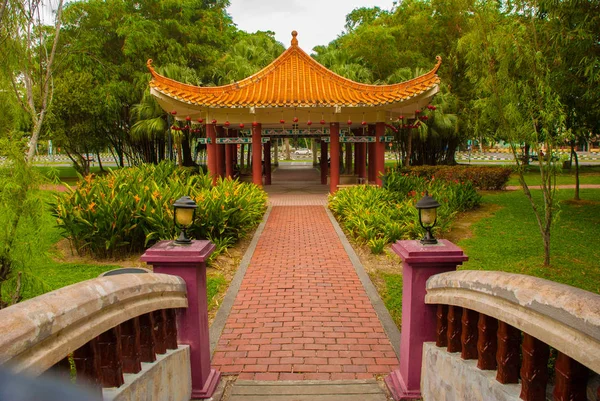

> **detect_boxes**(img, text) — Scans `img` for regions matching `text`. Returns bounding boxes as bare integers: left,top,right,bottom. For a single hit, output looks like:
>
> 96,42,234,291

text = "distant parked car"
530,151,559,162
294,148,312,156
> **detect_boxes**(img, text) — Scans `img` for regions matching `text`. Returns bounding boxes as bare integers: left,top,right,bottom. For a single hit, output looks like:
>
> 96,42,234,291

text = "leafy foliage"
52,162,267,259
0,139,51,307
396,165,512,190
329,173,480,253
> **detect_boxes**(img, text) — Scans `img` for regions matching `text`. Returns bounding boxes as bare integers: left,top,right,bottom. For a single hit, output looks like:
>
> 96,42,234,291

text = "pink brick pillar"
385,239,467,400
141,240,220,399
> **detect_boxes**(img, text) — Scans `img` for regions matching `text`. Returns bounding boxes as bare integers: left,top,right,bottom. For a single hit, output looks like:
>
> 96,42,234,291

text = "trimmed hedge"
392,165,512,190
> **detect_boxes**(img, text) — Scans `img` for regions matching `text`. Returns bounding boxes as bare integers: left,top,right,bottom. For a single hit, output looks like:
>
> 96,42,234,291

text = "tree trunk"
571,143,580,201
181,133,195,166
285,138,291,160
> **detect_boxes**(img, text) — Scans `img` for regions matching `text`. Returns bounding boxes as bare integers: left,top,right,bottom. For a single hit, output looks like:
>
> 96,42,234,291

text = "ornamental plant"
328,172,481,253
52,162,267,259
393,165,512,190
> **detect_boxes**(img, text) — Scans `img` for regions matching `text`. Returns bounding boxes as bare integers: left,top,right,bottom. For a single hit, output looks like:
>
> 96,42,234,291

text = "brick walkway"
212,204,398,380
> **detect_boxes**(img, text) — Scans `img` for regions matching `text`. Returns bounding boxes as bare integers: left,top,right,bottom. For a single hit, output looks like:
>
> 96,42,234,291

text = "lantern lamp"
415,192,441,245
173,195,198,245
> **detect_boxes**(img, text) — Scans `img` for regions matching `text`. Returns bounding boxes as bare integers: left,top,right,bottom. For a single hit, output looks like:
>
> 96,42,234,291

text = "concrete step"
228,379,390,401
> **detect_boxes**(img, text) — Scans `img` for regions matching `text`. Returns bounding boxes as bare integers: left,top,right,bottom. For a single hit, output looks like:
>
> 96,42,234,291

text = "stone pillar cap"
141,240,215,264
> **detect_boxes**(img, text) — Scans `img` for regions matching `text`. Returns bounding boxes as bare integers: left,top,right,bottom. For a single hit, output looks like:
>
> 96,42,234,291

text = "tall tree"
460,0,567,266
1,0,65,163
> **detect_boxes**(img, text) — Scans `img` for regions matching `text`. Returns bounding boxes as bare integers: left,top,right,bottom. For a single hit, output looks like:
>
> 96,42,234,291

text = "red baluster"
552,351,588,401
436,304,448,347
97,326,124,388
73,338,102,394
461,308,478,360
139,313,157,362
476,314,498,370
120,317,142,374
153,310,167,354
496,322,521,384
520,333,549,401
446,305,462,353
165,309,178,350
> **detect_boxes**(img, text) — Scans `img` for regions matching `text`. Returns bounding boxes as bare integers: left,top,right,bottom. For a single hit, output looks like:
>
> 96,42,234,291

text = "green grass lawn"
506,165,600,186
377,187,600,328
458,189,600,294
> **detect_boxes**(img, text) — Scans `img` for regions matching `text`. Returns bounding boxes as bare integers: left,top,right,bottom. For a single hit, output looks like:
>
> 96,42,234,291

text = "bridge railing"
425,270,600,401
0,273,187,395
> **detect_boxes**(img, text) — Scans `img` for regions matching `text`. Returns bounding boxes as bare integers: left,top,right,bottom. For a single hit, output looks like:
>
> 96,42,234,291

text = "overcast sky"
227,0,396,53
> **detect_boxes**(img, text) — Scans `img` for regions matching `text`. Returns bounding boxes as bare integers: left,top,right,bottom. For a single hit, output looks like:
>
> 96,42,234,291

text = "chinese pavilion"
147,31,441,192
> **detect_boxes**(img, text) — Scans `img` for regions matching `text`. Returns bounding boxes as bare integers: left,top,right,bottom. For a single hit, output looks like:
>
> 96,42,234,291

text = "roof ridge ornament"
291,31,298,46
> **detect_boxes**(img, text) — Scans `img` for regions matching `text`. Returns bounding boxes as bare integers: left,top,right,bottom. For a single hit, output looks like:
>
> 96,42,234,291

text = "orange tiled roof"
148,31,441,108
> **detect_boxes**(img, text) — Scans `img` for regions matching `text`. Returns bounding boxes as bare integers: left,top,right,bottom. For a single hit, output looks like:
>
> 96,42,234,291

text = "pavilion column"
206,123,217,185
352,128,360,176
274,138,279,167
367,125,376,183
312,139,318,166
264,139,272,185
345,143,352,175
356,128,367,183
216,126,225,179
329,123,340,193
320,140,328,185
239,144,244,171
375,122,386,187
252,123,262,186
225,129,234,179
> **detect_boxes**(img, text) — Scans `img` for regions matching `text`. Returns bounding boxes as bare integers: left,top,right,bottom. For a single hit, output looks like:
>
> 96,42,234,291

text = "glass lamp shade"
175,207,195,227
420,207,437,227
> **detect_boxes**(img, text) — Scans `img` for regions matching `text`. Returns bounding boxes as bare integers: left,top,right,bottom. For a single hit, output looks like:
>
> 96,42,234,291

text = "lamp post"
415,192,440,245
173,195,197,245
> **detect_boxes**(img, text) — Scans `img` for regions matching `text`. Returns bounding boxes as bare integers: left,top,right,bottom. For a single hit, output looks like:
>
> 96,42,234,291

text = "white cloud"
227,0,396,53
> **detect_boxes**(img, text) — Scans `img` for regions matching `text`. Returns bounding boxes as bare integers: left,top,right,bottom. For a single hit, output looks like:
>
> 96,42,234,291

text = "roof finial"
291,31,298,46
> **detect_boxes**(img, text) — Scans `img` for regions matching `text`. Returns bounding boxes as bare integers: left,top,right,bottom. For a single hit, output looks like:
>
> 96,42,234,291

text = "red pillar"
206,124,217,185
252,123,262,186
375,122,386,187
264,140,271,185
215,126,225,179
385,240,467,400
329,123,340,193
367,125,376,183
141,241,221,399
225,129,234,179
320,140,328,185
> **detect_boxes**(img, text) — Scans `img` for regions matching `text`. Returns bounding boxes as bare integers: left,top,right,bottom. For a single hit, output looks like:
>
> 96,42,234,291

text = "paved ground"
211,166,398,381
228,380,388,401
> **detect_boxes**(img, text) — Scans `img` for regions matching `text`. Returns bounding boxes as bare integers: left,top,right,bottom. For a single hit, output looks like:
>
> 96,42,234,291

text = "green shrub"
329,173,481,250
52,162,267,258
394,165,512,190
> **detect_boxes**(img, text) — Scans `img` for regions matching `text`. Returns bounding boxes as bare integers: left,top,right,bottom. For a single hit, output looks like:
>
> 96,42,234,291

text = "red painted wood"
496,321,521,384
97,326,124,388
120,317,142,374
73,338,102,393
139,312,157,362
251,123,262,186
153,310,168,355
165,309,178,350
436,304,448,347
461,308,478,360
446,305,462,353
476,313,498,370
520,333,549,401
552,351,588,401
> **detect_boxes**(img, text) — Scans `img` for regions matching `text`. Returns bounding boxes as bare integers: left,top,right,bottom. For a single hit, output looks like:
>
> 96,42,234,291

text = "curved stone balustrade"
425,270,600,374
424,270,599,401
0,273,187,375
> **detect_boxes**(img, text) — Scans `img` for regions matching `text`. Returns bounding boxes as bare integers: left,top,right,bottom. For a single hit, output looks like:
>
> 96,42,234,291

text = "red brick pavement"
212,206,399,380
